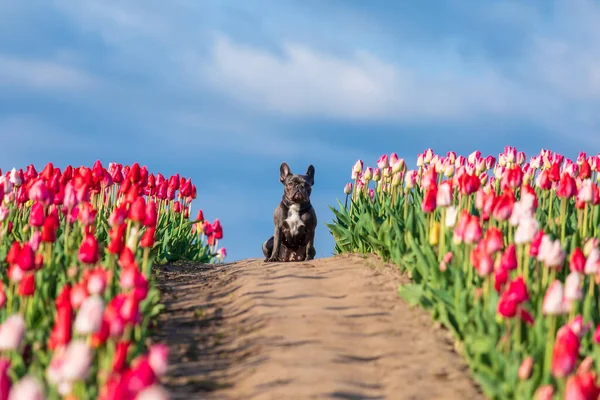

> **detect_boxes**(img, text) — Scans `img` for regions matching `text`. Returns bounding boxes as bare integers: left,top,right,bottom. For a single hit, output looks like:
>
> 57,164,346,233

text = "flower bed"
328,148,600,399
0,161,225,399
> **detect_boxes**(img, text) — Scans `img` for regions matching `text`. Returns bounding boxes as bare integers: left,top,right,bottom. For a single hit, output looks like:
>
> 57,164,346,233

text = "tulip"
552,325,580,377
78,233,99,264
135,385,169,400
445,206,458,227
492,191,515,221
564,272,583,303
421,184,437,213
463,215,482,244
499,244,518,271
0,358,11,400
484,228,504,254
565,371,600,400
8,376,45,400
518,356,534,380
28,202,45,227
148,344,169,376
74,295,105,335
568,315,591,339
534,385,554,400
570,248,586,273
0,314,26,351
86,268,108,295
18,273,35,296
543,281,568,315
514,216,539,245
584,247,599,275
216,248,227,261
557,172,577,198
436,181,452,207
61,340,93,382
343,183,352,195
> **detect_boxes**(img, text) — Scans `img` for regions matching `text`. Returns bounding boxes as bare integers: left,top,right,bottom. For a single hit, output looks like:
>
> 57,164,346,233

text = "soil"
151,254,484,400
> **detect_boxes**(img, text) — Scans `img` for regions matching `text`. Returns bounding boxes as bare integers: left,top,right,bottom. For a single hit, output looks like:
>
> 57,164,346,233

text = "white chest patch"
285,204,304,236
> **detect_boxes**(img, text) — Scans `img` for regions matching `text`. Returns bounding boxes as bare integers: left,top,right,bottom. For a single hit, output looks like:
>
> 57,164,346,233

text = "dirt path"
151,254,484,400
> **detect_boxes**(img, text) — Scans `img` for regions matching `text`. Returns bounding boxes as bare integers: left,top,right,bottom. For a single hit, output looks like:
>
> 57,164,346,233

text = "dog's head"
280,162,315,205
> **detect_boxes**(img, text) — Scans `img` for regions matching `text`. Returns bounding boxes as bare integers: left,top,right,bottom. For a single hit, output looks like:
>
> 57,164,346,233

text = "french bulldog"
262,162,317,262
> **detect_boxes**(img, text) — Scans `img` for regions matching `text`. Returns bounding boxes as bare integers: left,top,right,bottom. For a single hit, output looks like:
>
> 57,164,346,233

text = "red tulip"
18,272,35,296
0,358,11,400
15,243,35,271
145,201,158,227
570,248,586,273
107,224,127,255
502,165,523,189
529,231,545,257
113,341,131,373
28,201,45,227
579,159,592,179
494,266,509,293
493,190,515,221
552,325,580,378
78,232,99,264
459,173,480,195
500,244,518,271
195,209,204,223
557,172,577,198
140,227,155,248
48,284,73,351
108,204,128,227
497,276,529,318
129,197,146,223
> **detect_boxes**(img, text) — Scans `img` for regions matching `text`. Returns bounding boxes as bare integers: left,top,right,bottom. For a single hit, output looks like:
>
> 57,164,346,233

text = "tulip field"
0,161,225,399
327,147,600,399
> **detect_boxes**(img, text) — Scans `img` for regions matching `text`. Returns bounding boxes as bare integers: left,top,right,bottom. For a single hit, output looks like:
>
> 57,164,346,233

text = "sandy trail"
152,254,483,400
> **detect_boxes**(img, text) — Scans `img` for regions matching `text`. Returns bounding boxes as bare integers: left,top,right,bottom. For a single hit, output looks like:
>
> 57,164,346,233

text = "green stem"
560,197,567,242
583,203,589,238
543,315,557,382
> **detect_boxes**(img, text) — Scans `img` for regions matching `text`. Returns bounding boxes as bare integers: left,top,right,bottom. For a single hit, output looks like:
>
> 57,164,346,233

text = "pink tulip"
61,340,92,381
148,344,169,376
564,272,583,303
565,371,600,400
584,248,600,275
135,385,169,400
74,296,104,335
514,216,539,245
0,314,26,351
436,181,453,207
376,154,389,170
542,281,568,315
518,356,533,380
216,248,227,261
534,384,554,400
8,376,45,400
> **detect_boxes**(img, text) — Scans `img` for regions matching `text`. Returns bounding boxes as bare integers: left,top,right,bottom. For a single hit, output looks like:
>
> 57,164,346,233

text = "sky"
2,0,600,261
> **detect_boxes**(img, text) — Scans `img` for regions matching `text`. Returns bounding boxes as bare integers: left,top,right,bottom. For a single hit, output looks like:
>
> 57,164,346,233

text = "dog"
262,162,317,262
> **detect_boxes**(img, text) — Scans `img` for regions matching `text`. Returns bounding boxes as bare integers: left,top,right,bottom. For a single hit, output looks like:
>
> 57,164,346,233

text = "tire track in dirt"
151,254,484,400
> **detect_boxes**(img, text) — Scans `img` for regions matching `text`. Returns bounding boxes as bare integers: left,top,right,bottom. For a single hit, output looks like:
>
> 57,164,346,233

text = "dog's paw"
265,256,279,263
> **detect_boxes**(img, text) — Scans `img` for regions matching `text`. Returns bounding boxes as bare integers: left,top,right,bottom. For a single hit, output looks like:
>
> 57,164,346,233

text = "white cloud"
0,55,96,91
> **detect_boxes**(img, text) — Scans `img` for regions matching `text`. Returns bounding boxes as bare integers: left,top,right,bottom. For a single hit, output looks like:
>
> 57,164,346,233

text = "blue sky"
1,0,600,261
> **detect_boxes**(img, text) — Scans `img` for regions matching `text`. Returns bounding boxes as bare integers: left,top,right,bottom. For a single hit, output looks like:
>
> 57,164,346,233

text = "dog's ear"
305,165,315,186
280,162,292,183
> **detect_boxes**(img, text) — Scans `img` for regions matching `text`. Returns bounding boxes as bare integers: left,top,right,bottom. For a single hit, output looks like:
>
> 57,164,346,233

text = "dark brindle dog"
262,162,317,262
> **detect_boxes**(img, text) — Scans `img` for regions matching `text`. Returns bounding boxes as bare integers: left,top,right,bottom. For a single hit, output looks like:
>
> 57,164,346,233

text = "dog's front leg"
266,227,282,262
305,229,316,261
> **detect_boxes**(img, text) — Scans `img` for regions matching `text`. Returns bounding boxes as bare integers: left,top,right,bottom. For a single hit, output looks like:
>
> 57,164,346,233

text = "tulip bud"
343,183,353,195
518,356,534,380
